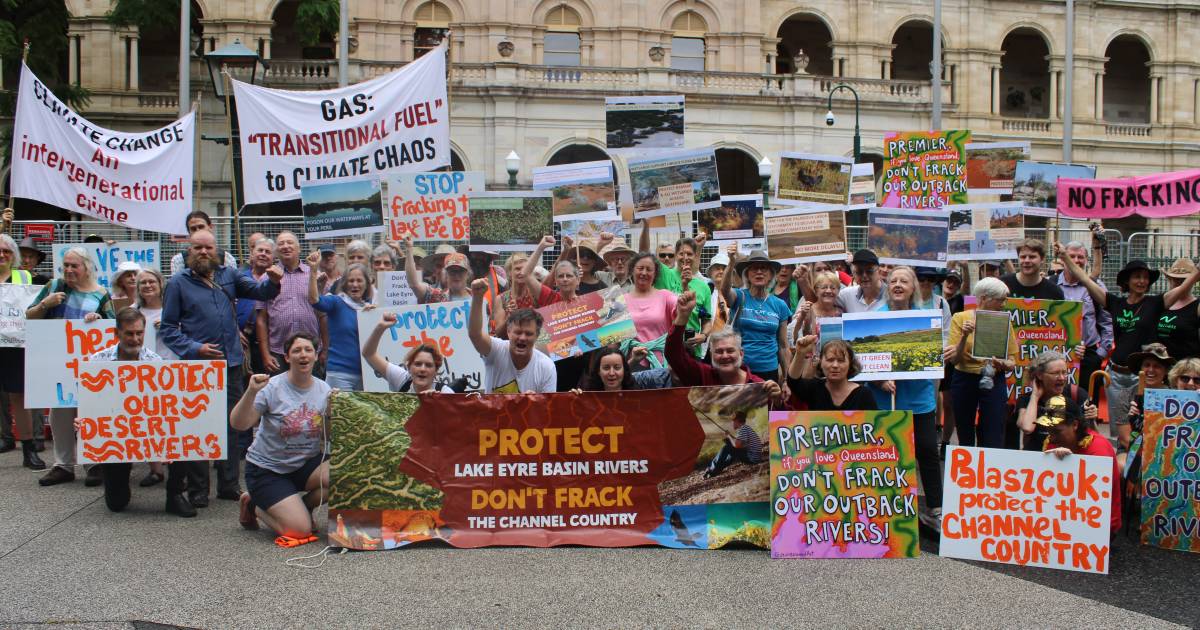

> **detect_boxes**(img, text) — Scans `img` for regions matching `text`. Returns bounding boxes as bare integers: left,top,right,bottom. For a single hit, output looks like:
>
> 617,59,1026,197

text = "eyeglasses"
658,253,675,261
1177,374,1200,384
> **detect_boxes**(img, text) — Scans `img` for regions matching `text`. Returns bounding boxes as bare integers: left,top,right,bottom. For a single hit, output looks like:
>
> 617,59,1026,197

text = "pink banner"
1057,169,1200,219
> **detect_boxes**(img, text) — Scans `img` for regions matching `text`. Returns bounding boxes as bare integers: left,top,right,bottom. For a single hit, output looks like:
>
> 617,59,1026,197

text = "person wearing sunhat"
422,243,458,287
599,241,636,290
1034,394,1121,531
404,235,472,304
1157,258,1200,360
1015,350,1098,452
556,234,612,295
838,249,885,313
706,252,732,334
110,260,143,313
457,243,508,302
1057,244,1200,450
718,244,791,383
17,237,51,284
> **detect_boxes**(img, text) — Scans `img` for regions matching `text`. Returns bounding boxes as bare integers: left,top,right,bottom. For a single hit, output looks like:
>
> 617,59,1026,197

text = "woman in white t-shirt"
134,269,178,360
361,312,456,393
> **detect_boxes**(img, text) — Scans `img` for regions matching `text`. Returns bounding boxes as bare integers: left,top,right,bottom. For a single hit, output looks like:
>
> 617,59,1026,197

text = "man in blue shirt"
162,229,282,505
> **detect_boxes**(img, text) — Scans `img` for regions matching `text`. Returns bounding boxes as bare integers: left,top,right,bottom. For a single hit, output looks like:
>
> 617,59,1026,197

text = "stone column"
1150,75,1159,123
991,66,1000,114
68,36,79,85
1049,70,1059,120
128,35,139,91
1095,72,1104,121
881,59,890,80
263,38,272,60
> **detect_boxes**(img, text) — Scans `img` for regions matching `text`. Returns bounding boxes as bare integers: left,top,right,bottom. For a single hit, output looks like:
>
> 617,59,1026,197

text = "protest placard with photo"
881,130,970,209
558,218,626,242
629,148,721,218
965,296,1084,403
385,171,484,241
817,317,843,348
535,287,636,360
698,195,764,243
0,284,42,347
966,142,1030,195
971,310,1012,359
24,319,157,408
1141,388,1200,553
847,163,877,210
301,178,385,239
532,160,618,222
867,209,949,267
947,202,1024,261
842,310,944,382
770,410,918,558
76,360,228,464
52,242,161,292
357,301,483,392
1011,161,1097,217
605,95,684,153
375,271,417,308
942,446,1112,574
772,152,853,209
765,207,848,264
467,191,553,252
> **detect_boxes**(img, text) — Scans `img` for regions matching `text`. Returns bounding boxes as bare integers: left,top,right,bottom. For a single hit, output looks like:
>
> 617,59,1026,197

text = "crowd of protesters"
2,209,1197,544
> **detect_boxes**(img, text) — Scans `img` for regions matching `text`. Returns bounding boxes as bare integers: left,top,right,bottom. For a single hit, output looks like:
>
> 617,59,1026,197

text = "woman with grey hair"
0,233,45,470
26,246,116,487
946,276,1018,449
306,249,374,390
1014,350,1097,451
344,239,371,268
371,244,397,274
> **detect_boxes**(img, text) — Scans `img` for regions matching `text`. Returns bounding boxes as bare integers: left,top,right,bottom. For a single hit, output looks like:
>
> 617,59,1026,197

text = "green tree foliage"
295,0,338,47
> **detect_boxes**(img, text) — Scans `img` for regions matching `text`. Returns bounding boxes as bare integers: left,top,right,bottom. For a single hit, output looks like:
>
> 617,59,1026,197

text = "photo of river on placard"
606,97,685,151
301,178,386,239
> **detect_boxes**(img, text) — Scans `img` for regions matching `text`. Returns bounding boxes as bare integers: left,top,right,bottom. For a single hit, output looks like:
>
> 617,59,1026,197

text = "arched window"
714,148,758,195
414,1,451,59
271,0,335,60
999,29,1051,119
891,21,943,81
1103,36,1152,123
543,5,581,67
671,11,706,72
434,150,468,172
775,14,832,76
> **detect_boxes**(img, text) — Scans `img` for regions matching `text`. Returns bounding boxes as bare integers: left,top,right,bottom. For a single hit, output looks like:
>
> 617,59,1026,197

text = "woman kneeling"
232,333,332,539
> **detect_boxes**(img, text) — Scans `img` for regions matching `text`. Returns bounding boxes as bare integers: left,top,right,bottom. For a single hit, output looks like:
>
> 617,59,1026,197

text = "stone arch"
712,144,761,195
541,138,618,186
999,22,1055,56
1103,34,1153,123
774,11,835,76
1102,29,1156,64
768,7,839,44
401,0,464,23
660,0,721,34
532,0,595,27
999,26,1052,119
888,15,952,50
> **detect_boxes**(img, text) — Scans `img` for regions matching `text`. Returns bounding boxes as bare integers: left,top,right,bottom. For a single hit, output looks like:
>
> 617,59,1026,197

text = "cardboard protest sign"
942,446,1113,574
629,148,721,218
12,63,195,235
233,42,449,204
76,360,228,464
881,130,970,209
467,191,553,252
867,209,949,267
357,301,482,392
971,311,1012,359
24,319,157,408
605,95,684,153
532,161,618,222
558,218,626,242
765,207,848,264
772,153,852,209
1141,388,1200,553
1011,161,1096,217
847,163,877,210
947,202,1024,261
965,297,1084,404
1058,168,1200,220
328,384,772,549
52,242,161,292
842,310,944,382
385,171,483,242
966,142,1030,195
301,178,385,239
769,410,919,558
535,287,635,360
375,271,417,308
698,195,764,244
0,284,42,347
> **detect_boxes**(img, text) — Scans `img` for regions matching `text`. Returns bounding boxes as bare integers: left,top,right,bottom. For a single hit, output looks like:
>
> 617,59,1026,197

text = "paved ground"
0,451,1194,630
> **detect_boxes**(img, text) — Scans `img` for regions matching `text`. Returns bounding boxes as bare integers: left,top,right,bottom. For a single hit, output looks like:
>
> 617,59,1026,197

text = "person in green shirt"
638,223,711,356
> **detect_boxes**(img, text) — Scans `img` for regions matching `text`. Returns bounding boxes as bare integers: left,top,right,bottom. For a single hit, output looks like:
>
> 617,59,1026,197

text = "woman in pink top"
624,252,677,369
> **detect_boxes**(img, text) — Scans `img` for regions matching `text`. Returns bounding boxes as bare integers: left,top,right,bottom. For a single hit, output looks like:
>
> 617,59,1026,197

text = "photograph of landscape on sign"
867,209,948,267
605,95,685,152
1011,161,1097,215
467,192,553,251
842,310,944,381
947,203,1024,260
698,195,764,243
629,149,721,218
532,161,617,222
966,142,1029,194
774,153,852,207
301,178,385,239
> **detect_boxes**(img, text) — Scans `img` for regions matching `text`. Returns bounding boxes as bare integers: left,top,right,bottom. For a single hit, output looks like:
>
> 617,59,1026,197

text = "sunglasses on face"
658,253,675,260
1177,374,1200,384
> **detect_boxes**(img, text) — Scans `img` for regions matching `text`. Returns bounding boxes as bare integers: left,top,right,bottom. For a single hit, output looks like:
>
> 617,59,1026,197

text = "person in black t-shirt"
1158,258,1200,360
786,336,877,411
1014,350,1097,451
1000,239,1064,301
1057,245,1200,450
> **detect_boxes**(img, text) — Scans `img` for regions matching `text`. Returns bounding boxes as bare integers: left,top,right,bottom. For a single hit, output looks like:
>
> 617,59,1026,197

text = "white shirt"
482,338,556,394
136,306,179,360
383,363,454,393
837,284,884,313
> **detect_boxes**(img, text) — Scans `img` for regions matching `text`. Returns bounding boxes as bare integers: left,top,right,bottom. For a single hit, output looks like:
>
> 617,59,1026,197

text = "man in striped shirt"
703,411,763,478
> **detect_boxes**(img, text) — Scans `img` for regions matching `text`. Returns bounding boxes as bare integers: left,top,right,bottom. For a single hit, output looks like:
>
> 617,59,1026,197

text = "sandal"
139,471,165,487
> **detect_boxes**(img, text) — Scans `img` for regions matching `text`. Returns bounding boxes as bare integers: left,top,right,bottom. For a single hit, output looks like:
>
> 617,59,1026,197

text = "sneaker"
919,507,943,533
238,493,259,530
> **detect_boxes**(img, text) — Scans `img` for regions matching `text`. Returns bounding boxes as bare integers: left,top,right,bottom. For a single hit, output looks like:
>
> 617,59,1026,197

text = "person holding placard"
867,266,945,530
1038,398,1121,531
493,252,551,335
131,268,175,487
1055,243,1200,450
27,246,115,486
946,277,1019,449
787,336,877,411
361,313,456,393
306,250,373,391
667,291,783,404
600,242,636,291
1057,238,1114,391
719,247,791,383
623,252,679,370
468,278,556,394
559,236,612,295
573,346,671,392
233,333,332,540
1157,258,1200,361
0,234,44,470
403,235,472,305
110,261,142,313
1015,351,1098,452
787,270,843,377
256,232,325,377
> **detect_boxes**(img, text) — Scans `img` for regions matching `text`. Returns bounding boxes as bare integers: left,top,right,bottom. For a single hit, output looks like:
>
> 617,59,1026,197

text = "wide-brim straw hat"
563,239,607,271
1163,257,1197,280
734,250,781,277
1128,342,1175,372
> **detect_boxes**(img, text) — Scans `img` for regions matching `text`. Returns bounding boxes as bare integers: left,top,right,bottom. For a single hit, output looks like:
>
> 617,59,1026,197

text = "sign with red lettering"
24,319,157,409
357,300,483,392
12,63,195,235
233,42,450,204
385,171,483,242
76,360,228,463
941,446,1113,574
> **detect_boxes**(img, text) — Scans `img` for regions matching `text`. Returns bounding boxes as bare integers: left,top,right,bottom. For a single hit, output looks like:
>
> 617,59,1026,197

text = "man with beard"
162,229,283,506
468,278,555,393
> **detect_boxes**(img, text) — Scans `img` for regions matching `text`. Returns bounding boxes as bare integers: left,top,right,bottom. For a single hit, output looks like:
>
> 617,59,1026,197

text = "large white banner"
24,319,157,408
76,360,228,464
11,63,195,235
356,301,482,392
234,43,450,205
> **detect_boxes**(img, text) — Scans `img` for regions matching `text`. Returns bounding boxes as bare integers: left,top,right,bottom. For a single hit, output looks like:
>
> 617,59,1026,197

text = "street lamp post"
505,151,521,190
757,157,772,211
825,83,862,162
